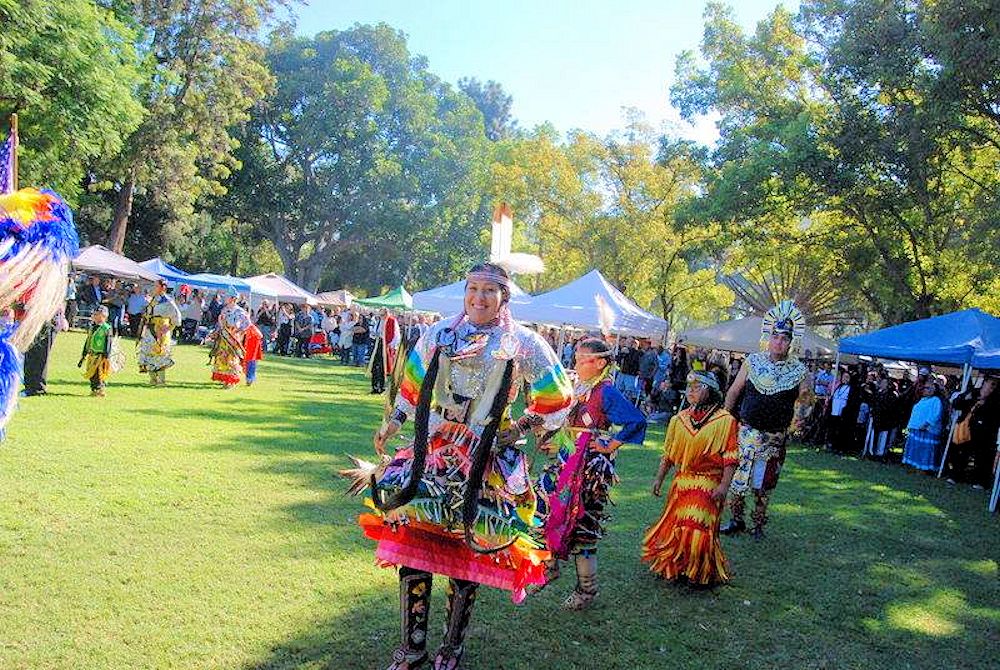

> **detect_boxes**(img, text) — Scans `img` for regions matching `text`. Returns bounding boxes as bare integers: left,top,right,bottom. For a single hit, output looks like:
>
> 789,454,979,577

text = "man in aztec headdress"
721,300,808,540
0,117,79,436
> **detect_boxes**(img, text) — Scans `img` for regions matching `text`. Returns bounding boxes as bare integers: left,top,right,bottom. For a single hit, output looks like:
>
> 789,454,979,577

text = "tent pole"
860,416,873,459
833,350,841,375
557,325,566,355
990,427,1000,513
937,363,971,478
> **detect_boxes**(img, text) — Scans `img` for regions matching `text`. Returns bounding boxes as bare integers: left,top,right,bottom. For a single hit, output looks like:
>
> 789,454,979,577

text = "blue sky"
291,1,799,145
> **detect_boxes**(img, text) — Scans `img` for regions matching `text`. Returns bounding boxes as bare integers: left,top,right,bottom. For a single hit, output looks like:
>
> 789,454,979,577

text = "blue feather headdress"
0,187,79,433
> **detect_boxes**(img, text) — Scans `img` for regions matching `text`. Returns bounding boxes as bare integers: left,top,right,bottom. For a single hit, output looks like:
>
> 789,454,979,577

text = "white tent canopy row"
244,273,319,306
411,270,667,337
677,316,839,358
515,270,667,337
411,279,533,318
73,245,162,282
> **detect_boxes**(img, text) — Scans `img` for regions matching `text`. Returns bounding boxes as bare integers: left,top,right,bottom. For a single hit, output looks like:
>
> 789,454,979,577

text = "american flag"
0,127,16,194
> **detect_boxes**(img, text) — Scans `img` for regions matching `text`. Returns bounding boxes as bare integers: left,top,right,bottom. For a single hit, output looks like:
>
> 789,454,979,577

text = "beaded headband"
467,270,510,289
687,370,720,392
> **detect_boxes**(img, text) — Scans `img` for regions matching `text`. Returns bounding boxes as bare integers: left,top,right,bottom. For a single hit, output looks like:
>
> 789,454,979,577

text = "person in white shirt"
339,311,356,364
321,309,338,356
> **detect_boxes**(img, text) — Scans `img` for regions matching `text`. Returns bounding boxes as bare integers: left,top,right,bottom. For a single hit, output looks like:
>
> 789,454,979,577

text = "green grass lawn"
1,332,997,669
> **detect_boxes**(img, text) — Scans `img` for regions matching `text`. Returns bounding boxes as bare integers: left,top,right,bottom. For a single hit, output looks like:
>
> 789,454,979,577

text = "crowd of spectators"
62,276,1000,495
792,361,999,491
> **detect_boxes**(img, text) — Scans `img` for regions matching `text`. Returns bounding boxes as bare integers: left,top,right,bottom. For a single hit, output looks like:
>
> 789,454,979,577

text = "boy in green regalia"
79,306,113,397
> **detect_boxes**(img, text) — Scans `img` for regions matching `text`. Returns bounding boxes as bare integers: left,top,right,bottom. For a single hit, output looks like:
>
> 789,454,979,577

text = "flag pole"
10,113,18,192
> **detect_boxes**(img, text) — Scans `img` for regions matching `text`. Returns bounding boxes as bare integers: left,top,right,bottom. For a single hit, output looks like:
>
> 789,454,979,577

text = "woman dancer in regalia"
341,262,573,670
208,288,252,388
642,370,738,585
535,337,646,610
137,279,182,386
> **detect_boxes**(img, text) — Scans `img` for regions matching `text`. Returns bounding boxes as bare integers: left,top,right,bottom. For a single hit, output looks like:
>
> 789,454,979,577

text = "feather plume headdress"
0,187,79,433
760,299,805,350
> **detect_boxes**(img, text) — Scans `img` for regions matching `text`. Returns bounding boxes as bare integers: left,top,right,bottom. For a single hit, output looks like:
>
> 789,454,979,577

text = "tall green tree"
458,77,517,141
490,118,732,328
0,0,143,200
674,1,1000,323
232,24,492,292
94,0,281,254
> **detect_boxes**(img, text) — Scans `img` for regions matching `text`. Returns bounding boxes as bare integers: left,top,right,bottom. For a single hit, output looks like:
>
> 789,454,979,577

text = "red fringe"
212,371,240,384
640,475,730,585
358,514,549,603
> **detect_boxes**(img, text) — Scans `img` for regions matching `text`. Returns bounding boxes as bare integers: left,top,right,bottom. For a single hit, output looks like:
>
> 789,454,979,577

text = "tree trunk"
107,171,136,254
301,260,326,293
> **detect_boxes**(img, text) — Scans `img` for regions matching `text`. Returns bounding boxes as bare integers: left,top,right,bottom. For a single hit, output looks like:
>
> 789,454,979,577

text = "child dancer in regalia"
536,337,647,609
79,306,113,397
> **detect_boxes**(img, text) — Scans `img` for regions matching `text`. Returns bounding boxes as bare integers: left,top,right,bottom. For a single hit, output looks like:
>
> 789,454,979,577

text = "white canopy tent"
515,269,667,337
244,273,318,305
411,279,533,318
73,245,161,282
677,316,839,358
315,289,355,308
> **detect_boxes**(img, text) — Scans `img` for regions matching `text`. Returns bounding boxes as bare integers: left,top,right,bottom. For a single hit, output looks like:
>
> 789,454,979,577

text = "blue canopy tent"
138,257,191,284
184,272,254,293
838,308,1000,366
138,259,262,295
839,308,1000,480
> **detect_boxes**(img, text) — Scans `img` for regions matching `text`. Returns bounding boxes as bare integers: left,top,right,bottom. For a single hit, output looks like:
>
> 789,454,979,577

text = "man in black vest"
721,301,807,540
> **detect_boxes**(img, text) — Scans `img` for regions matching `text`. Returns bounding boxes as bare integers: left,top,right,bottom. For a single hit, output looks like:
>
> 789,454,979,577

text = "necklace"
688,403,720,430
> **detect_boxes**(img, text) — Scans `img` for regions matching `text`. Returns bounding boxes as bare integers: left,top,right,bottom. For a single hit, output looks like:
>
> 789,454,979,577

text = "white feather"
495,252,545,276
595,294,615,336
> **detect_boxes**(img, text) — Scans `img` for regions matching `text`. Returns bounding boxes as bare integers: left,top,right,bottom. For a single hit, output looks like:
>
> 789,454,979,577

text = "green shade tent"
354,286,413,310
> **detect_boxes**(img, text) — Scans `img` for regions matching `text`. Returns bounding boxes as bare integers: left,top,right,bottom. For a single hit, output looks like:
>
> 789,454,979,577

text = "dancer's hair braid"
371,345,443,511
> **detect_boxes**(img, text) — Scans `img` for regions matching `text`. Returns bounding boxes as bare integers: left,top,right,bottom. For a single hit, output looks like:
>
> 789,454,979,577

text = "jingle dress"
137,295,182,374
210,304,251,386
642,406,738,584
536,375,646,560
354,315,573,603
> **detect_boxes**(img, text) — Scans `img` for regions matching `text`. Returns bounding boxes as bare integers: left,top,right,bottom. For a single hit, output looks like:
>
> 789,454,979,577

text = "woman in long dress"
208,289,251,389
137,280,182,386
642,370,738,585
902,380,945,472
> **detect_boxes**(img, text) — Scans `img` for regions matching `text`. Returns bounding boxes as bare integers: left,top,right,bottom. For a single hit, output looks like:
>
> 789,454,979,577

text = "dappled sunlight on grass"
884,590,966,637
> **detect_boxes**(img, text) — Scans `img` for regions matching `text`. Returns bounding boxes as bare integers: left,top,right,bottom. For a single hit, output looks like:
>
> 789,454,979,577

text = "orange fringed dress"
641,407,739,585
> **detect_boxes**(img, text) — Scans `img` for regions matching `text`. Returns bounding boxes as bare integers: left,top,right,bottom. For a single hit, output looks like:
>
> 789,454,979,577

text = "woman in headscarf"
341,262,573,670
642,370,738,585
902,380,946,472
535,337,646,610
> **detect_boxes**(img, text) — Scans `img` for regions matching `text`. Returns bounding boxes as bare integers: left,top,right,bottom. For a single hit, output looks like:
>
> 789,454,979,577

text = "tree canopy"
3,0,997,329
